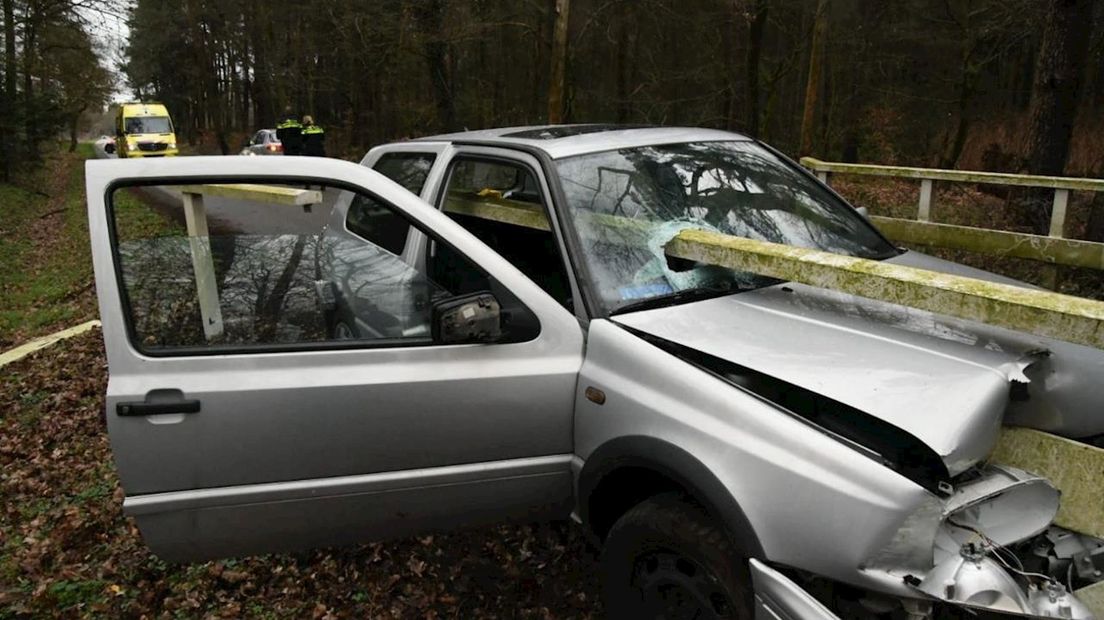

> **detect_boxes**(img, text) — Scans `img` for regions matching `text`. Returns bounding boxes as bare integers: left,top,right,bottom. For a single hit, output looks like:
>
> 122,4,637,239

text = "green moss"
992,428,1104,539
666,228,1104,349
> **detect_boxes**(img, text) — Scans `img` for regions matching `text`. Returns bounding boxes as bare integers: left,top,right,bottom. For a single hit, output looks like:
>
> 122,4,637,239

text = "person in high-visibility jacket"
302,115,326,157
275,107,303,156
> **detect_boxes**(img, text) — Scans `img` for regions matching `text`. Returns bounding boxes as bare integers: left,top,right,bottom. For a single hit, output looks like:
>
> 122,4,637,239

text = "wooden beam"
991,428,1104,539
870,216,1104,270
801,157,1104,192
664,229,1104,350
444,194,551,231
181,191,224,340
177,184,323,207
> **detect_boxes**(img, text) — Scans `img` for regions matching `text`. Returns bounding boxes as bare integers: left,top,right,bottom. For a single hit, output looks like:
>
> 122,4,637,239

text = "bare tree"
799,0,829,155
548,0,571,123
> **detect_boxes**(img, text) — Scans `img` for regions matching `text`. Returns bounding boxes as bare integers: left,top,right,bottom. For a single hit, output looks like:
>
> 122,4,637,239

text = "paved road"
92,141,341,235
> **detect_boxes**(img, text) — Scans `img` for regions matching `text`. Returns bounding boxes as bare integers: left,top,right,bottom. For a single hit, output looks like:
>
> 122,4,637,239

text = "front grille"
137,142,168,152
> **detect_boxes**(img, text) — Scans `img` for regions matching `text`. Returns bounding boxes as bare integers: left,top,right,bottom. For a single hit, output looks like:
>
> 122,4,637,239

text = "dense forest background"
115,0,1103,175
2,1,1103,204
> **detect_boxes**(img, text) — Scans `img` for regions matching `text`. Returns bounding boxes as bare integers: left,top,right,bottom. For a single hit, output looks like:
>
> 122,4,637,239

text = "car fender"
577,434,765,560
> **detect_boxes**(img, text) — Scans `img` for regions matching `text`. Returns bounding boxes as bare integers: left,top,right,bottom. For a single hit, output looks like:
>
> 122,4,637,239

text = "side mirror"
432,292,502,344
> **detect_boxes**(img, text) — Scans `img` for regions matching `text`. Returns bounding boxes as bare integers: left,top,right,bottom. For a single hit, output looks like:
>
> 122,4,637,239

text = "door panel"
86,156,583,560
126,456,573,562
751,559,841,620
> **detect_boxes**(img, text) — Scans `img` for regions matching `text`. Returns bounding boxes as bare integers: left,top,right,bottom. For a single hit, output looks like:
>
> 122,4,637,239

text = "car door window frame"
430,148,586,322
104,175,541,357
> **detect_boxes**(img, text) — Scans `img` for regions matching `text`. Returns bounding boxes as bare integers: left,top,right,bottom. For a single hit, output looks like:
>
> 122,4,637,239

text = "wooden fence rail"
799,157,1104,274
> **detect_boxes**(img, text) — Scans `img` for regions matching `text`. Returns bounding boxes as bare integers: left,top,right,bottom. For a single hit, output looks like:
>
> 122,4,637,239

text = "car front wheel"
601,494,752,620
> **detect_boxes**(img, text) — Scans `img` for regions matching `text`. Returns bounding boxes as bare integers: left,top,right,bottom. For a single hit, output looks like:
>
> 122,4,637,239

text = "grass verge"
0,145,181,349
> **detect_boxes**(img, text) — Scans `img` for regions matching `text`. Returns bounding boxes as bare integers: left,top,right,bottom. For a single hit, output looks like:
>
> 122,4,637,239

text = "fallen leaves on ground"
0,330,602,618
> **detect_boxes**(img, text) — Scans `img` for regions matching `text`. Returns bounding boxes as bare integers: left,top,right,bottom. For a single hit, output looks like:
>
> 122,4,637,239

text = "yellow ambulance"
115,103,179,158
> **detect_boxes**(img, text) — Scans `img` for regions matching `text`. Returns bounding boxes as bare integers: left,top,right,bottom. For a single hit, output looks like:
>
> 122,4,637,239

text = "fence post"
1040,189,1072,290
181,190,224,340
1050,189,1070,238
918,179,934,222
816,171,830,185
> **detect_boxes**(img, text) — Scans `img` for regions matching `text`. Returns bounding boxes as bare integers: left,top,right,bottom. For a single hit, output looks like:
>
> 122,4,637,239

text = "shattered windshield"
555,141,898,314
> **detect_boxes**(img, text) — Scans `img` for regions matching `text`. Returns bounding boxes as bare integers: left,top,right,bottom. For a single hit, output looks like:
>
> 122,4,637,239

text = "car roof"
412,124,750,159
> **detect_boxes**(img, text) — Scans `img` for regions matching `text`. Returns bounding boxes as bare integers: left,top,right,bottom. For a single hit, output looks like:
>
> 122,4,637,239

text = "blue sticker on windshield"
618,283,674,300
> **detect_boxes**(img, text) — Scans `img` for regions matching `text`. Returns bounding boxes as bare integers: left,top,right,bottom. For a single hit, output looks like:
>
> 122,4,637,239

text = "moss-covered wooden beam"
665,229,1104,350
1075,580,1104,618
801,157,1104,192
443,194,552,231
178,184,323,206
991,428,1104,539
871,216,1104,270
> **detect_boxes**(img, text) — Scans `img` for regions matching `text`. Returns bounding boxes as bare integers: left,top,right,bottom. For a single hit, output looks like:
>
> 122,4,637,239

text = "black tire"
601,494,753,620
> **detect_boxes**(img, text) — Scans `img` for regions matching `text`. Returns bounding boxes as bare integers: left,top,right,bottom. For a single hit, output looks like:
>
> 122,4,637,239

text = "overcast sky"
83,1,133,102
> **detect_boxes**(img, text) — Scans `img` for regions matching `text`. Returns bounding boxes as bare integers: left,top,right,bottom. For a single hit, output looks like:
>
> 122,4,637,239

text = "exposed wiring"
946,518,1050,582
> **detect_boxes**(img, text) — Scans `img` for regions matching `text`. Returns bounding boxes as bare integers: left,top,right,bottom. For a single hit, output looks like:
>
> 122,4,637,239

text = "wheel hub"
633,550,734,619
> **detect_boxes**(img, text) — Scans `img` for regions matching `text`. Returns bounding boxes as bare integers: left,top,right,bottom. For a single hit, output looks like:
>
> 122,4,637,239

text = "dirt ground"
0,330,603,619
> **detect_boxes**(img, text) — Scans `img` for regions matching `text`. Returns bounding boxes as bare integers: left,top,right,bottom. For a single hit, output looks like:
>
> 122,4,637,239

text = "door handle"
116,389,201,416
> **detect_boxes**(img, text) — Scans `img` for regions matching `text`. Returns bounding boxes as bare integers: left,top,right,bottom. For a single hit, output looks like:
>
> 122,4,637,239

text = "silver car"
87,126,1104,619
240,128,282,156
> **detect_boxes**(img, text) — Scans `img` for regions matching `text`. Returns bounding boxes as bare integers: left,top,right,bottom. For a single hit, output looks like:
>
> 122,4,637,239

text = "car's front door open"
85,156,584,561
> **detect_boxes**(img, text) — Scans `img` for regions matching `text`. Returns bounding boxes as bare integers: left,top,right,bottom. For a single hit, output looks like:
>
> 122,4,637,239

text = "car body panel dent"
889,250,1104,439
612,283,1013,476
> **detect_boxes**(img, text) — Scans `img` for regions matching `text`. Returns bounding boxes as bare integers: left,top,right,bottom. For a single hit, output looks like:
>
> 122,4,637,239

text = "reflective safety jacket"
302,123,326,157
275,115,303,153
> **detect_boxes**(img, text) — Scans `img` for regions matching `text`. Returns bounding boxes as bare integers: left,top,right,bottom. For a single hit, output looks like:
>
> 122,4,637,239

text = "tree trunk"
2,0,15,180
940,63,979,169
1016,0,1095,233
745,0,768,137
414,0,457,131
68,105,86,153
547,0,570,124
799,0,829,155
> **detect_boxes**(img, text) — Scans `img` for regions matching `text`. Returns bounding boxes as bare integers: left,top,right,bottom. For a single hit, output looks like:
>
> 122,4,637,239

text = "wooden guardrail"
179,184,323,339
800,157,1104,274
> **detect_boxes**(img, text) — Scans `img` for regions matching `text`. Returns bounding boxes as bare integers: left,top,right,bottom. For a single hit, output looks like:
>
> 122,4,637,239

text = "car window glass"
439,158,573,309
372,153,436,194
345,193,410,256
108,181,536,353
125,116,172,134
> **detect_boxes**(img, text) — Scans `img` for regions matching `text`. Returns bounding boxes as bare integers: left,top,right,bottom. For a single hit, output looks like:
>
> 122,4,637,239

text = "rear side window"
373,153,436,195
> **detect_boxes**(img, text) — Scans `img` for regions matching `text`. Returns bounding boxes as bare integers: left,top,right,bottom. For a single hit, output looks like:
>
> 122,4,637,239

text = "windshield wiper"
610,285,740,316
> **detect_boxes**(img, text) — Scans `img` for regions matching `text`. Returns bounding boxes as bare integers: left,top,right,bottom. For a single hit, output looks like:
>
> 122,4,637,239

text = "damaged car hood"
611,252,1102,477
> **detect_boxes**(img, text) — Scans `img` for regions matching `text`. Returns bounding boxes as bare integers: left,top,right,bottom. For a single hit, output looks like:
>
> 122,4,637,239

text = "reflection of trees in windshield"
556,141,897,311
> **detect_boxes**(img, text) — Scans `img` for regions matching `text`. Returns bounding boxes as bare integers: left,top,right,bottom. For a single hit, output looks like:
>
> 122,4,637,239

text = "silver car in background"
240,128,282,156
